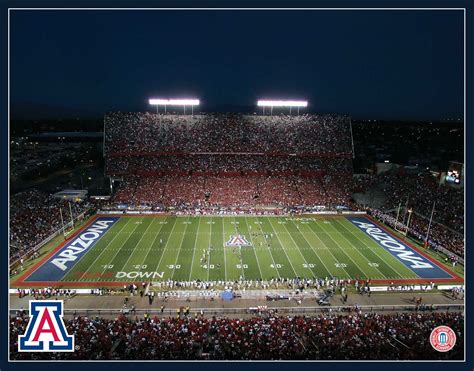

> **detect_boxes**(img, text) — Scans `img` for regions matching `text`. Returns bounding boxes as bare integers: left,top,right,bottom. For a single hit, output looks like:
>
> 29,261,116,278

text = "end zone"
362,215,462,283
13,216,119,286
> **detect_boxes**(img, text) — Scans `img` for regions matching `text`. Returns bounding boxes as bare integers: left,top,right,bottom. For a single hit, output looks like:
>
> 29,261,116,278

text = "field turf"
15,215,461,287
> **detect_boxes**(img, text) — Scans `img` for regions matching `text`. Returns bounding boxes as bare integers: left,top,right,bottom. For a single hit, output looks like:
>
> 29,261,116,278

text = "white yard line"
271,217,318,277
188,216,202,281
232,217,246,280
292,220,348,279
267,218,299,278
170,216,191,280
313,220,380,278
98,218,146,278
222,216,227,282
253,217,281,279
116,218,157,274
77,218,133,281
151,217,180,280
324,220,386,279
335,219,407,278
242,217,264,279
136,218,167,275
207,217,213,281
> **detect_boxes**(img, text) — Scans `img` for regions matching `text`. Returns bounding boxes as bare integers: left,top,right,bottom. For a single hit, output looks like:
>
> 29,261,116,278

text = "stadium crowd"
109,175,355,210
104,113,353,177
10,190,91,264
359,172,464,258
106,155,353,176
104,113,352,155
10,311,463,360
369,208,464,259
379,173,463,233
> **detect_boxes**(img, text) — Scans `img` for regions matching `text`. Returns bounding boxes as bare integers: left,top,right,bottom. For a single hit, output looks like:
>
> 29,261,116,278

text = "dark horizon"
10,10,464,121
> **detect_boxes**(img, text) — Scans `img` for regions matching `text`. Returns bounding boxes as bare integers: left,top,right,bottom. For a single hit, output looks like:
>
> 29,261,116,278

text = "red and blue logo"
225,234,251,247
430,325,457,352
18,300,74,352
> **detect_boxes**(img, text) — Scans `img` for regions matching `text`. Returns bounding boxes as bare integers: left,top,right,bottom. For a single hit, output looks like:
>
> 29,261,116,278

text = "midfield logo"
225,235,251,247
18,301,74,352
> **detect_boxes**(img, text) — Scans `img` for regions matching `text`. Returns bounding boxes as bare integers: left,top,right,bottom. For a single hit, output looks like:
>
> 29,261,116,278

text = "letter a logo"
18,300,74,352
225,235,251,247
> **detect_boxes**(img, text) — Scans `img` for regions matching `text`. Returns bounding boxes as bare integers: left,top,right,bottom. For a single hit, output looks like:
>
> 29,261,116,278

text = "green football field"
17,214,460,286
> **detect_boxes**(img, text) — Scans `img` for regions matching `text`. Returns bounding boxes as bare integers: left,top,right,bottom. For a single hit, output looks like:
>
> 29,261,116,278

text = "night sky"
10,9,464,119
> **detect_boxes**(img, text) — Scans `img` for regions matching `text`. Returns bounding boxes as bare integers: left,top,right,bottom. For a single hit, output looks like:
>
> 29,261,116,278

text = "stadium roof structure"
149,98,200,115
257,100,308,115
52,189,88,201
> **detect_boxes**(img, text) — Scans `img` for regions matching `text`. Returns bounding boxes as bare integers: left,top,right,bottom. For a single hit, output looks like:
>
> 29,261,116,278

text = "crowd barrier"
9,303,465,318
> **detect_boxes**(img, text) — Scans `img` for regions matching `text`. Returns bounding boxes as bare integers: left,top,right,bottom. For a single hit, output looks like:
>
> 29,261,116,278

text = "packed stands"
104,113,352,177
109,175,356,210
378,174,463,233
104,113,352,156
10,311,463,360
360,173,464,258
369,208,464,259
104,112,355,209
106,155,353,176
9,190,91,264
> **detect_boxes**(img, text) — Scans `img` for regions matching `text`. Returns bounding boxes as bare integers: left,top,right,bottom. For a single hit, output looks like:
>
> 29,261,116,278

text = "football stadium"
12,111,462,287
8,9,465,362
10,108,465,360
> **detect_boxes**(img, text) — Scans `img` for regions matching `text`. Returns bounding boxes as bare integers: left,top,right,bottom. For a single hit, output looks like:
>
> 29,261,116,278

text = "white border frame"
7,7,466,363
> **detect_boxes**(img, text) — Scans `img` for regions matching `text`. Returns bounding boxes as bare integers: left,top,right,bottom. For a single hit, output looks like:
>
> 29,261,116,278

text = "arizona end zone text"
347,217,452,279
23,217,119,282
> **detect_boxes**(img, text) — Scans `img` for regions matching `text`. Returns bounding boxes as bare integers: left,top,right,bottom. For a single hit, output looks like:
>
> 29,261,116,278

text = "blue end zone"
347,217,452,279
25,217,119,282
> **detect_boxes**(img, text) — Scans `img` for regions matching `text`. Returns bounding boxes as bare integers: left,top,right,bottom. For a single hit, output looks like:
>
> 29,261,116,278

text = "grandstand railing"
9,303,464,318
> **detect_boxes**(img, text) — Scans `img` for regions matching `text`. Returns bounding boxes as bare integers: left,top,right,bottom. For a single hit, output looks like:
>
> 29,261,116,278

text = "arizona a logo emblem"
18,300,74,352
225,235,251,247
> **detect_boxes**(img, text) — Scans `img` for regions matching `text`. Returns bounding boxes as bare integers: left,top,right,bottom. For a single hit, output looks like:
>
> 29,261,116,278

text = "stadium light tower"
257,100,308,116
149,98,200,115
